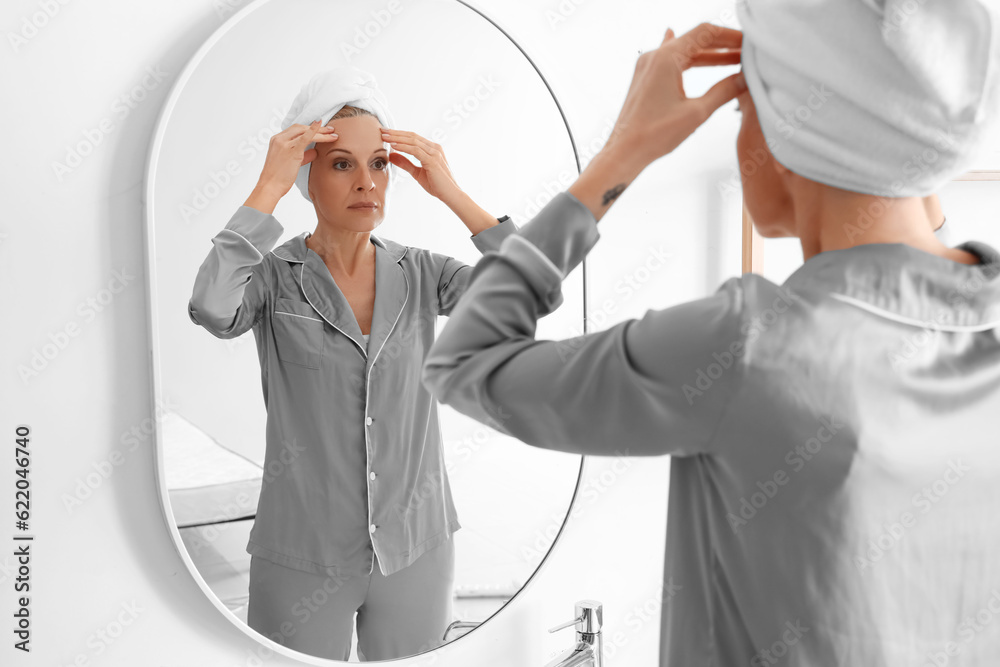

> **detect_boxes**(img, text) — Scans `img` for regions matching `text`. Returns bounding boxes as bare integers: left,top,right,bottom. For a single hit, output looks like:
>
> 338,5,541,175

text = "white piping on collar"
271,250,297,262
829,292,1000,332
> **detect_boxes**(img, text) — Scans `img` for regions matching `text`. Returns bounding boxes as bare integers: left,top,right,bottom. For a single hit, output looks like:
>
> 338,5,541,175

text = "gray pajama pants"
246,538,455,661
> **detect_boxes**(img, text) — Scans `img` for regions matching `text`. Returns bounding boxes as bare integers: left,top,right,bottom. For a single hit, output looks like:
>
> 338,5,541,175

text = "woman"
187,67,517,661
423,7,1000,667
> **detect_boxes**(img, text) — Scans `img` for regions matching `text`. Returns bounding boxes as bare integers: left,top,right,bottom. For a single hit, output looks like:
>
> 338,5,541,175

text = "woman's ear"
922,193,945,231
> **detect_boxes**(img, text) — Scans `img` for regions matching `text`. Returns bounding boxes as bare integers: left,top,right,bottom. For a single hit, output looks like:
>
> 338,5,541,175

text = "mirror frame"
142,0,590,662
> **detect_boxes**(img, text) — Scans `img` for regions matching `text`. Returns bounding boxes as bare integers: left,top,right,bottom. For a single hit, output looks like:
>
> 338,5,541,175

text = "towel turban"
279,66,397,204
736,0,1000,197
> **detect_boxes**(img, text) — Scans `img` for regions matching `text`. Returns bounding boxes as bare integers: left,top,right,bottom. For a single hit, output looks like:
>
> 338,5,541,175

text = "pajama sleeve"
188,205,284,339
421,190,748,457
434,216,520,316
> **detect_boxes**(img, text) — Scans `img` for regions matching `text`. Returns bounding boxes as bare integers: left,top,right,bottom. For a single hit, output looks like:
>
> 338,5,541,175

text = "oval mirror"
146,0,587,662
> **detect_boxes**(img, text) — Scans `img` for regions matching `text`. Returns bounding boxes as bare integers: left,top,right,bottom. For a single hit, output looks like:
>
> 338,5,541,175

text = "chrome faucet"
542,600,603,667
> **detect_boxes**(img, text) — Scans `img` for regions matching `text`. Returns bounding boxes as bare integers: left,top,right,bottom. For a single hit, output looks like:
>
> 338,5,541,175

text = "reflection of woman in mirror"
187,67,517,661
424,9,1000,667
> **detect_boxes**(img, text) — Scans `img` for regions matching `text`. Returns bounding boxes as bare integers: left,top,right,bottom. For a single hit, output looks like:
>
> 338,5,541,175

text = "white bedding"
162,411,261,528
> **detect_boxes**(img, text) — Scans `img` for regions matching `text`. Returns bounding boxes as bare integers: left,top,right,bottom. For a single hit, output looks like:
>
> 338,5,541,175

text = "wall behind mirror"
147,0,585,661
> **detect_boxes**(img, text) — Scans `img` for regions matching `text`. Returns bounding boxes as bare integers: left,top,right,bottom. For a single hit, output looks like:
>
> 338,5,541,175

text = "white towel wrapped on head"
280,66,397,204
736,0,1000,197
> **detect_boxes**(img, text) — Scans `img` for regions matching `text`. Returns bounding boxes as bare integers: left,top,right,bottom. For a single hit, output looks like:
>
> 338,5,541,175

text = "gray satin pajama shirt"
188,205,518,577
422,190,1000,666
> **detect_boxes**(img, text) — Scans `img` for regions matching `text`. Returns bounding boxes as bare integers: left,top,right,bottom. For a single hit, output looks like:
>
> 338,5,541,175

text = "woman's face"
307,114,390,230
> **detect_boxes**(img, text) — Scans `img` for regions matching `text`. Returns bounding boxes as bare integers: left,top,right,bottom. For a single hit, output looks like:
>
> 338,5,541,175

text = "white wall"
4,0,749,665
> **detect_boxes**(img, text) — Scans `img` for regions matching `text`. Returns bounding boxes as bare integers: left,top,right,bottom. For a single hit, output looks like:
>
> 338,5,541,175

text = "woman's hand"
566,22,746,221
380,129,464,205
254,121,339,199
608,22,745,170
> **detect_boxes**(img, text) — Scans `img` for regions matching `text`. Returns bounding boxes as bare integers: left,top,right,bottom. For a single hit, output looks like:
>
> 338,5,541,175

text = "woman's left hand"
381,129,463,204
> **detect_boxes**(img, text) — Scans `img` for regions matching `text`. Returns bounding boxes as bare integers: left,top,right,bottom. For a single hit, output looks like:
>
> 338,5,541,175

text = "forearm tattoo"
602,184,626,207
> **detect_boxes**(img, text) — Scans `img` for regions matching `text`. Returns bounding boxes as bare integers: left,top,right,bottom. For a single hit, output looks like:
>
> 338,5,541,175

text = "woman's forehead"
318,118,387,157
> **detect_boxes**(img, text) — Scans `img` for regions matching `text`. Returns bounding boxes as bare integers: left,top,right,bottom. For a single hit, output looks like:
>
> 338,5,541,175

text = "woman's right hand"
257,121,339,197
244,121,339,214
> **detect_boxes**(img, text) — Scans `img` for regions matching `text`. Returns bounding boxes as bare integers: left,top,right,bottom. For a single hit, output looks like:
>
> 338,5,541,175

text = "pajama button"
369,523,376,533
365,416,373,425
370,471,376,480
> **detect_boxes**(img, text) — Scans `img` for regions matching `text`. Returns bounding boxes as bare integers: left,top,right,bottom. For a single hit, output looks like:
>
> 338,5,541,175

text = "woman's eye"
333,160,387,169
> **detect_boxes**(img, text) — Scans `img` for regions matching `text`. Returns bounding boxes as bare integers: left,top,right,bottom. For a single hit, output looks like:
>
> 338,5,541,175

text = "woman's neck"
305,228,375,277
790,182,980,265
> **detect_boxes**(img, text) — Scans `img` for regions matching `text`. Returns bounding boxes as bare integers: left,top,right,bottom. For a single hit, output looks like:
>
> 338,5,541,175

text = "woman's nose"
355,169,375,190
